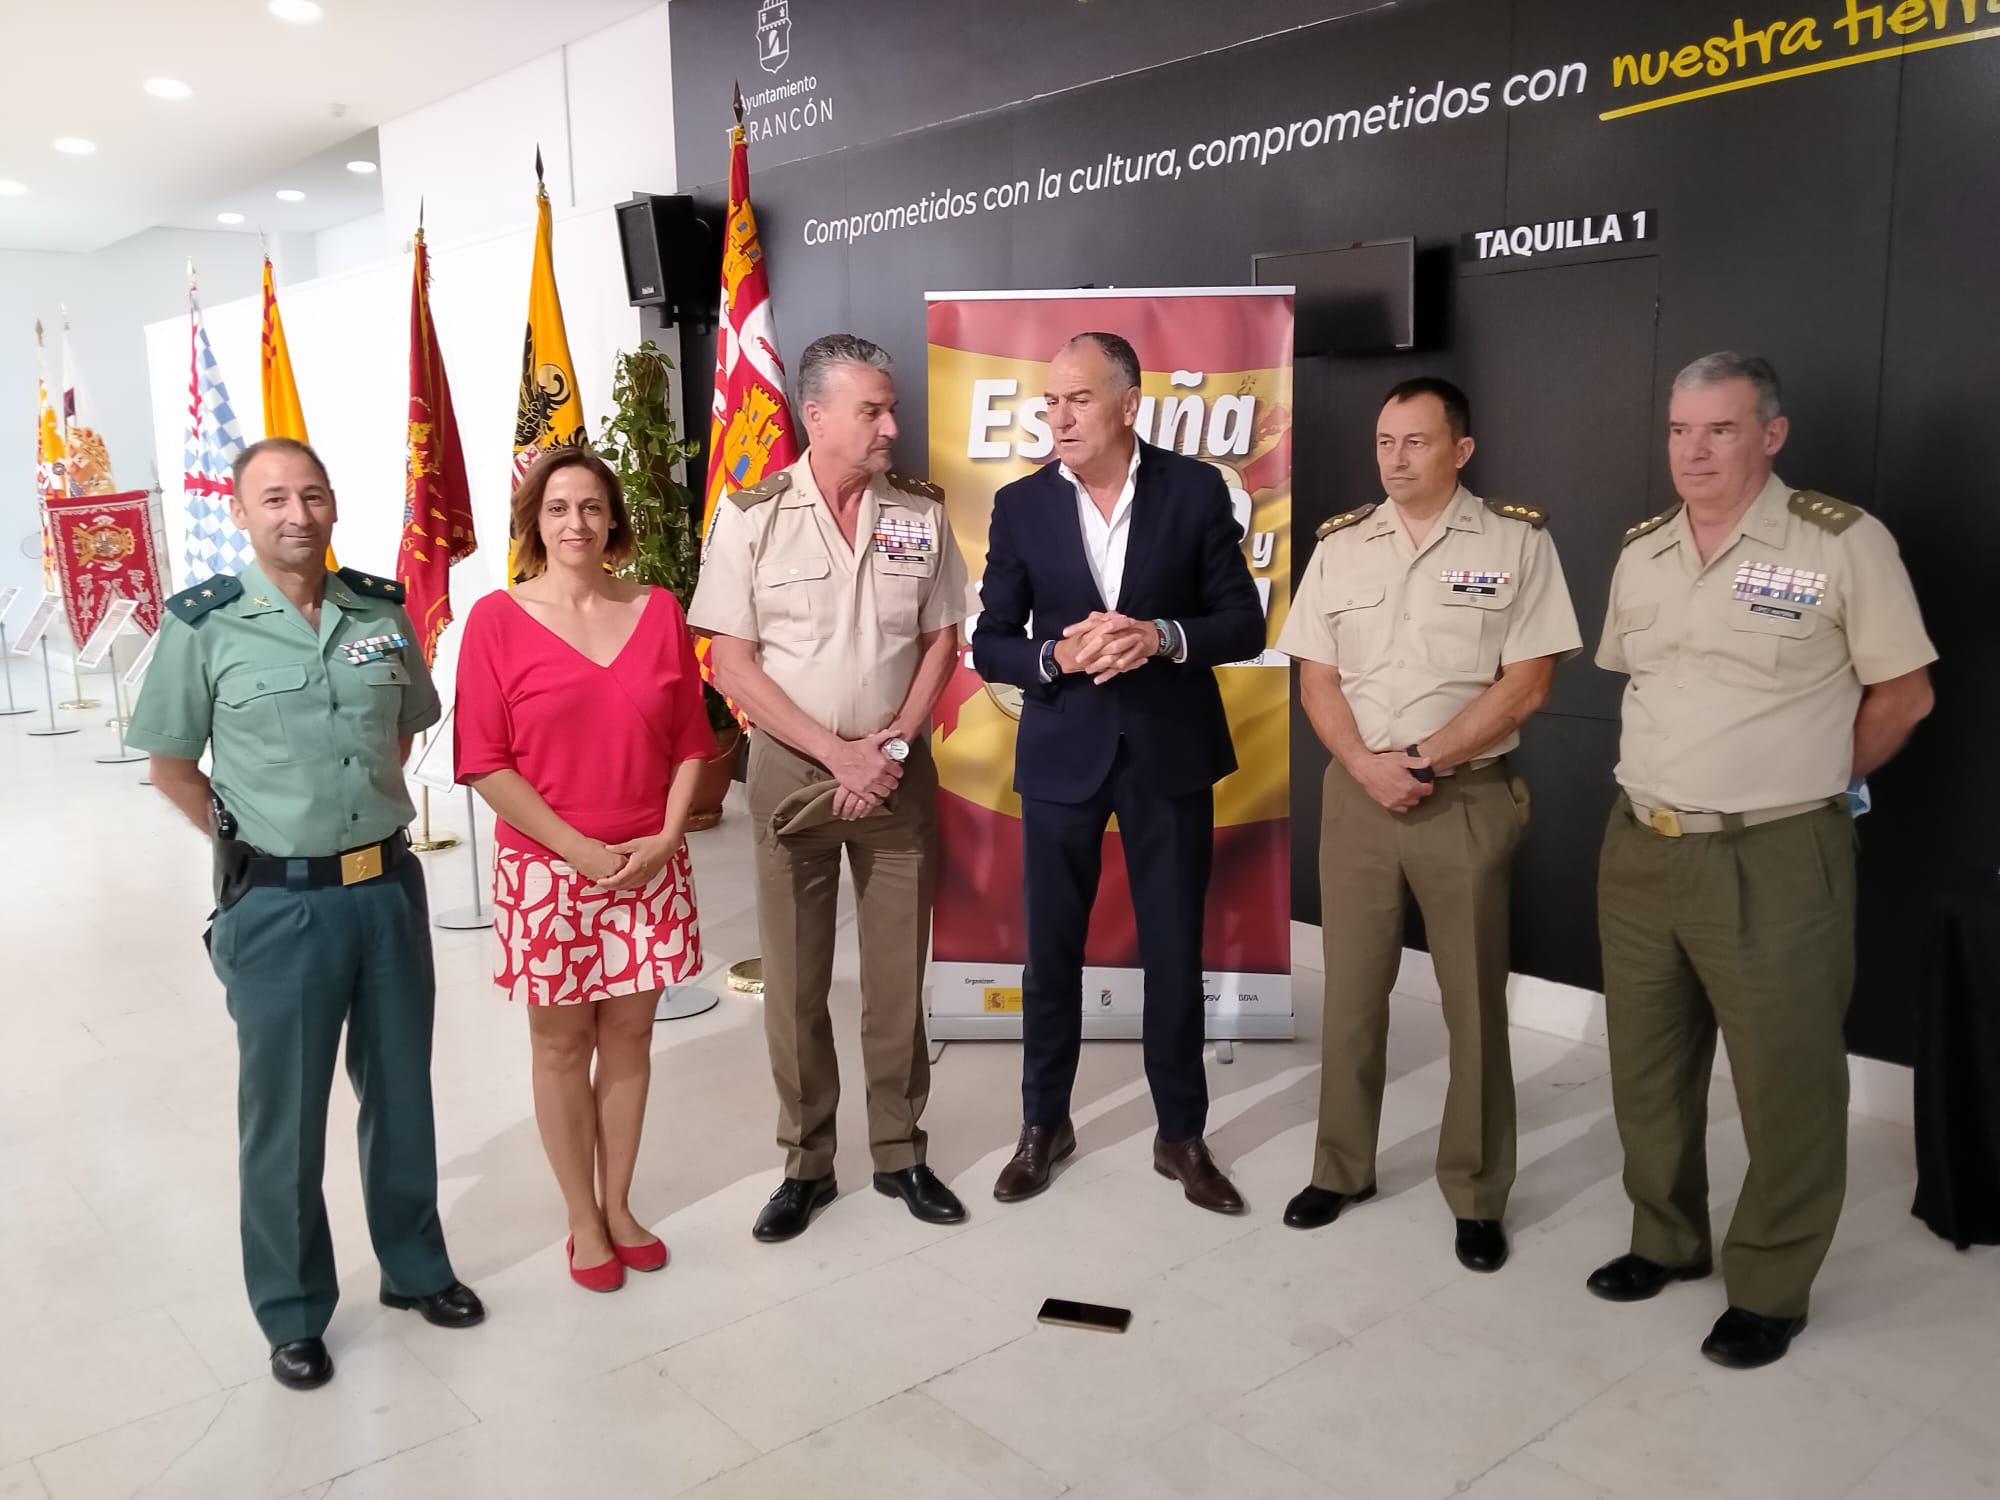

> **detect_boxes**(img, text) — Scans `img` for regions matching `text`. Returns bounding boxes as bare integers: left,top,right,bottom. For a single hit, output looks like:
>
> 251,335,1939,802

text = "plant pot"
686,724,744,832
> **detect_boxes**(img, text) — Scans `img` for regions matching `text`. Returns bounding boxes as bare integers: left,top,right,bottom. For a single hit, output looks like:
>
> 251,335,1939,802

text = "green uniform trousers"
208,855,455,1344
747,733,936,1181
1597,798,1856,1319
1313,759,1526,1220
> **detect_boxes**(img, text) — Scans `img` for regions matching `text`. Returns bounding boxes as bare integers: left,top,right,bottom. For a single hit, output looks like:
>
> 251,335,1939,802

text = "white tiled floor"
2,696,1995,1499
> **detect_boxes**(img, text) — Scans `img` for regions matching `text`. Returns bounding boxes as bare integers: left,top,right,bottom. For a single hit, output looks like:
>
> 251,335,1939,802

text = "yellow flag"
260,258,309,443
509,174,586,582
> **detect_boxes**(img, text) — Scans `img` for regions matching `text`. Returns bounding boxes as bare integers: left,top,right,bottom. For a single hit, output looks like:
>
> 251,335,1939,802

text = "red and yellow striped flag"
697,115,799,717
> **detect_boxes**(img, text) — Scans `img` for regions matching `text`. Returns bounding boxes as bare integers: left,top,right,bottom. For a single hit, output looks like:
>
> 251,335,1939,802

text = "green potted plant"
600,339,743,831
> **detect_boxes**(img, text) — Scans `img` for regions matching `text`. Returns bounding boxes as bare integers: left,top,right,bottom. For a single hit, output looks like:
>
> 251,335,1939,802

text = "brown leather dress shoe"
1152,1135,1246,1215
993,1120,1077,1202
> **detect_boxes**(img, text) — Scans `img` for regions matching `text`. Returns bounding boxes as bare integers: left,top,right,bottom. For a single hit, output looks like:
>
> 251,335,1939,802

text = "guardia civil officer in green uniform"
1592,354,1935,1369
128,437,485,1392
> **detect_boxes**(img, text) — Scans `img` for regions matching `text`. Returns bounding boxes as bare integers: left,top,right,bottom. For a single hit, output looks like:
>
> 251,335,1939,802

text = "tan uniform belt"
1629,797,1839,838
1435,756,1502,779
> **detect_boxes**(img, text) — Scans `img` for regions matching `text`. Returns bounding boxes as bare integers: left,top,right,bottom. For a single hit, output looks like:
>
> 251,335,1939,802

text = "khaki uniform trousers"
1597,798,1855,1319
1313,759,1526,1220
748,732,937,1180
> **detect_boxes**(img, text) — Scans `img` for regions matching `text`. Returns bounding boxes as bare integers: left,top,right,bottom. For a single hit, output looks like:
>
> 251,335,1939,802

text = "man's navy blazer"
971,440,1265,804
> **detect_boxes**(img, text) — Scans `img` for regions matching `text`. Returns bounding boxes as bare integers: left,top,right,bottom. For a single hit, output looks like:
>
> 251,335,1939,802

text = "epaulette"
1622,503,1684,547
1485,497,1547,528
1789,489,1864,536
337,567,404,603
888,471,944,504
1315,502,1379,539
729,471,793,511
167,573,243,622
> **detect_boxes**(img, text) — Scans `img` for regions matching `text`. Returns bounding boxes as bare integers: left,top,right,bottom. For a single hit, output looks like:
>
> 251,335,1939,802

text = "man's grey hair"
796,333,894,407
1060,331,1141,392
1674,351,1783,424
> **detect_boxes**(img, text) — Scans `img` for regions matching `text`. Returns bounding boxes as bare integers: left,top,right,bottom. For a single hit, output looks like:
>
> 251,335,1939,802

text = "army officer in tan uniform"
1277,377,1580,1273
691,333,970,1242
1590,352,1935,1369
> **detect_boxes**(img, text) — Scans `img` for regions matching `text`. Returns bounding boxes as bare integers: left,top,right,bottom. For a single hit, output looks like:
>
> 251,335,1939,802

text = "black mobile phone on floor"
1037,1297,1132,1333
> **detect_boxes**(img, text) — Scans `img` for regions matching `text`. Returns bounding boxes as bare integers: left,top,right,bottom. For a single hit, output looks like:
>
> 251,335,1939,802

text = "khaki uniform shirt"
1278,486,1582,756
127,561,441,856
689,452,970,739
1597,473,1936,812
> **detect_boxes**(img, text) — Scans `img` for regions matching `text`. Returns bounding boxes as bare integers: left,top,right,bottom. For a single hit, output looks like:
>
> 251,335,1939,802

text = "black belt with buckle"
241,831,413,892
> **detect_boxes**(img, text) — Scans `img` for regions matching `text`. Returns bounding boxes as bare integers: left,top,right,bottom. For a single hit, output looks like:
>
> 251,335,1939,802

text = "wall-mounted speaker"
614,193,715,321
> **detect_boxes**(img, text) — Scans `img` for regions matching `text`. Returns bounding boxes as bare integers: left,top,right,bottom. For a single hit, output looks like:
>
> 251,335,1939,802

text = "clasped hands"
826,728,904,821
570,829,687,890
1055,611,1162,685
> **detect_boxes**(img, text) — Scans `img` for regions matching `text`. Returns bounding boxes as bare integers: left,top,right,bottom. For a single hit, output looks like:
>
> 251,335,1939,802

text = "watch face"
883,736,910,762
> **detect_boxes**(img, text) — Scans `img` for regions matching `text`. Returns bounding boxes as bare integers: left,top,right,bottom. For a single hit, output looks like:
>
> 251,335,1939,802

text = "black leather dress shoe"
381,1279,487,1329
873,1164,968,1224
270,1337,334,1391
994,1121,1077,1202
753,1176,837,1242
1454,1218,1509,1272
1701,1306,1807,1369
1585,1252,1713,1303
1282,1183,1376,1229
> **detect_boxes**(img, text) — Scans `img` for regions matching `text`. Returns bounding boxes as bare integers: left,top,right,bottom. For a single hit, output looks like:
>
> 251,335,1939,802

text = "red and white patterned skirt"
491,844,703,1005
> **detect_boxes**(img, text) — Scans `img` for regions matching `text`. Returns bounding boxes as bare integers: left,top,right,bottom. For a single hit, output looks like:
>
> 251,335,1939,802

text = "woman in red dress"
455,448,715,1292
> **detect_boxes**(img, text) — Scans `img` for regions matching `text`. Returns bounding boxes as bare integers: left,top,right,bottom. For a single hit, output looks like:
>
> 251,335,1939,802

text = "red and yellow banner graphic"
398,229,476,666
47,489,168,646
925,289,1295,1037
697,120,799,716
35,328,66,593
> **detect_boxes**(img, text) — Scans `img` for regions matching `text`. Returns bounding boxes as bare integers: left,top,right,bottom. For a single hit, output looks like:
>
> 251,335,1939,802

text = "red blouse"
453,588,718,857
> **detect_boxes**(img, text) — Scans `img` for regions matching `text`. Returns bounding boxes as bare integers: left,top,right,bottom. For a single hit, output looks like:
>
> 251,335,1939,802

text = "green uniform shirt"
128,561,442,857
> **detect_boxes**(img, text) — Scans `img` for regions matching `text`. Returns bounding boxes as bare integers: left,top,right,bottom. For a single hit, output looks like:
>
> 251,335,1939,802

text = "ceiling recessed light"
144,78,192,101
345,159,377,175
0,180,26,197
216,211,245,224
53,137,97,156
267,0,323,22
275,188,306,202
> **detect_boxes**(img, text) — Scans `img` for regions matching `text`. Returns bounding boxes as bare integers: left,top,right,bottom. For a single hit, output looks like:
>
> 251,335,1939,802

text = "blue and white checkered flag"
179,291,252,587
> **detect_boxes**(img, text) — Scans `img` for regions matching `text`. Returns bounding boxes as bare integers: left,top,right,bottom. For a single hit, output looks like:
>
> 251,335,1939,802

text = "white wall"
379,2,676,246
0,228,269,614
315,212,391,279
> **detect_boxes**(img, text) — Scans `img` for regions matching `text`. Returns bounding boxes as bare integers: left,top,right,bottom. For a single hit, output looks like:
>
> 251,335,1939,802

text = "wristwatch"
1405,743,1435,784
1152,618,1174,657
883,737,910,763
1040,638,1063,678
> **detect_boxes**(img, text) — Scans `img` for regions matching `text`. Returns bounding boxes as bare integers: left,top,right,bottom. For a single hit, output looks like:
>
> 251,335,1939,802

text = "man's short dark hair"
1383,377,1471,440
1061,331,1142,392
232,435,332,493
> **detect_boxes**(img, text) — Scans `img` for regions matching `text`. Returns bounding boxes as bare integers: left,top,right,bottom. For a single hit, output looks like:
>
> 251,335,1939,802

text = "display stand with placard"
75,598,145,765
9,593,79,738
123,631,160,785
0,588,31,719
409,709,489,932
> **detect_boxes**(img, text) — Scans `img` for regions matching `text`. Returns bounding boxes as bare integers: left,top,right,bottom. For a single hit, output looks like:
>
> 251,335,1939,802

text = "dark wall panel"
672,0,2000,1063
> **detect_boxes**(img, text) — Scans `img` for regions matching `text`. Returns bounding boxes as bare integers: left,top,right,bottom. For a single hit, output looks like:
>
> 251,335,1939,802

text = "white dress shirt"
1040,441,1187,678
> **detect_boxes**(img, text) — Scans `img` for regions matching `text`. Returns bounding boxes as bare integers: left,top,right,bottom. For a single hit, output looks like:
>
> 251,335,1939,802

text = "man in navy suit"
972,331,1265,1214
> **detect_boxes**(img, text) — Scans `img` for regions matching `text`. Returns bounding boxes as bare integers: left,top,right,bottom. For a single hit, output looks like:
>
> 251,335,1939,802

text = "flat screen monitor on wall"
1256,239,1415,354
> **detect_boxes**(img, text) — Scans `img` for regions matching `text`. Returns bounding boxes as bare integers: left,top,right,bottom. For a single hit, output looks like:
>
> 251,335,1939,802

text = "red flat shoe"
613,1236,669,1273
567,1235,625,1293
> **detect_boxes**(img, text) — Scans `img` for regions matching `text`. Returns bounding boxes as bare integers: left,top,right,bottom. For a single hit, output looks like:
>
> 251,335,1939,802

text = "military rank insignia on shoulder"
1484,497,1547,528
1622,502,1684,547
336,567,405,603
888,471,944,504
1788,490,1865,536
1316,502,1380,539
167,573,243,622
729,471,794,510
